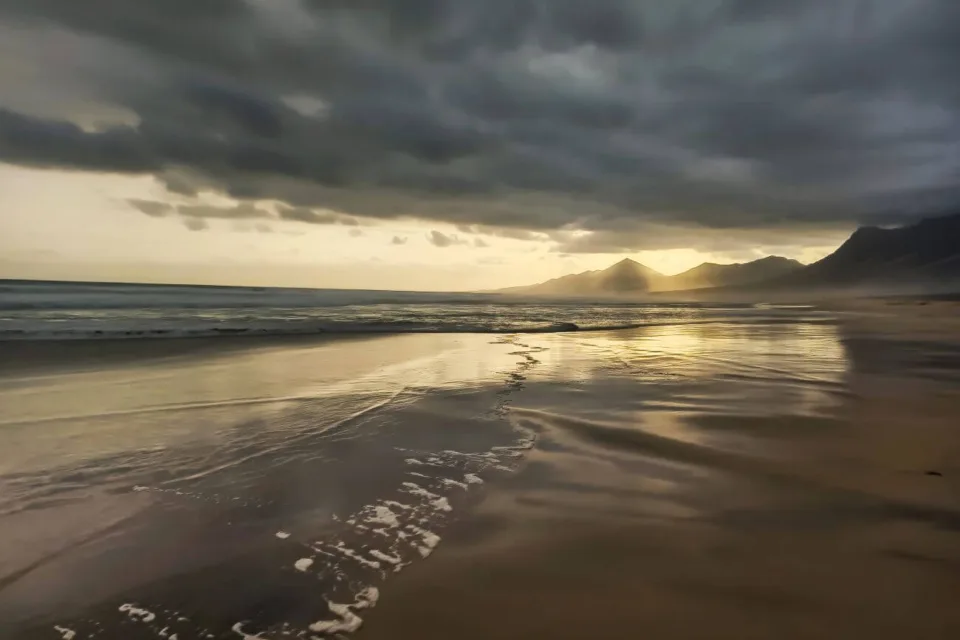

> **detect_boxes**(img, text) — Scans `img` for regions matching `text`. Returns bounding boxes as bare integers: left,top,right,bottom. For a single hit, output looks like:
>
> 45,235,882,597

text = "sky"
2,0,959,291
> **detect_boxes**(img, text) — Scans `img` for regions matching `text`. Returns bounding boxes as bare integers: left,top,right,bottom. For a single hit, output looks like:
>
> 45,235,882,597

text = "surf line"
302,337,546,638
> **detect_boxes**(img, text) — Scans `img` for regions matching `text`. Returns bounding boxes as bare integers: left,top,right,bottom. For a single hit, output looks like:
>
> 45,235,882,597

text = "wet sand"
2,305,960,639
366,310,960,640
0,332,540,638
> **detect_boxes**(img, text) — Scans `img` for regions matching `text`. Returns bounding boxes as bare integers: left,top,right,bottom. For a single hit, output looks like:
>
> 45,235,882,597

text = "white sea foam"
231,621,267,639
404,458,423,465
408,471,430,478
401,482,440,500
275,531,291,539
401,482,452,512
120,604,157,622
119,604,156,623
364,504,401,528
464,473,483,484
309,603,363,635
309,587,379,635
357,586,380,607
294,557,314,572
369,549,402,565
53,626,76,640
333,542,381,570
407,525,441,550
516,437,536,449
441,478,468,490
442,449,484,458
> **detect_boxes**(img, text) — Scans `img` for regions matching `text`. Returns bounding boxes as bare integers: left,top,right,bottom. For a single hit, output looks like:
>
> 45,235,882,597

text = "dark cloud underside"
427,230,465,248
127,198,360,230
2,0,960,251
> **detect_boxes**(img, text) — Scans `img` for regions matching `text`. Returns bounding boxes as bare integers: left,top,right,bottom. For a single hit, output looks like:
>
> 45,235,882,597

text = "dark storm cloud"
276,204,360,226
128,198,363,229
427,230,465,248
183,217,208,232
0,108,157,173
184,82,285,139
178,203,273,220
128,199,171,217
3,0,960,252
455,224,549,241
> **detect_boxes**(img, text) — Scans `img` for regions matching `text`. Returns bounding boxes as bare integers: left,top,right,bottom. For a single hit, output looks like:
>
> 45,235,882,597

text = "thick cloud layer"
2,0,960,251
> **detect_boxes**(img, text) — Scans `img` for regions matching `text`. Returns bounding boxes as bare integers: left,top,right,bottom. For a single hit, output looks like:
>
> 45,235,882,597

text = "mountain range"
496,255,802,296
497,212,960,297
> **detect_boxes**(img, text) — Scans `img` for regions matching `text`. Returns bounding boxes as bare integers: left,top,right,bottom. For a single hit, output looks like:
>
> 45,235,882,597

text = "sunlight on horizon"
1,164,843,291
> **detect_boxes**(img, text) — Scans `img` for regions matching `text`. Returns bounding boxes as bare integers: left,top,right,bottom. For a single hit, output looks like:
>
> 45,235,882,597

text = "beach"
369,305,960,640
6,0,960,636
1,303,959,639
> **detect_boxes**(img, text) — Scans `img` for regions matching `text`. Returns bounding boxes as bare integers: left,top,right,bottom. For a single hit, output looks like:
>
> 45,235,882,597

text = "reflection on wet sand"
366,319,960,640
2,313,959,639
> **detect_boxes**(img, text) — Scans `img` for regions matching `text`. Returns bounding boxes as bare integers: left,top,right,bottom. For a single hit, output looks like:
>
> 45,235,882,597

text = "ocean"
1,282,958,639
0,279,829,340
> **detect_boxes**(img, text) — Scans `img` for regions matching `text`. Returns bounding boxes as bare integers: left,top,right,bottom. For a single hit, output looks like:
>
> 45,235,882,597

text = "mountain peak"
754,255,803,266
605,257,662,274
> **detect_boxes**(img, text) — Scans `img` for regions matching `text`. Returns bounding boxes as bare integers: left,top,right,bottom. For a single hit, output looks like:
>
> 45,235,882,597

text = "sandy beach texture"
1,302,958,639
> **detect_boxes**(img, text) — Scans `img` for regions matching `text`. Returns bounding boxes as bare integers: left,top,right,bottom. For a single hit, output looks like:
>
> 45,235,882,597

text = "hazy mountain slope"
766,212,960,290
494,269,602,296
660,256,802,291
496,256,802,296
497,259,662,296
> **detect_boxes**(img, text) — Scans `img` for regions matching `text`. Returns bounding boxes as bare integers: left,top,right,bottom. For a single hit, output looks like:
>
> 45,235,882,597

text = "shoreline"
1,304,958,638
0,332,385,378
